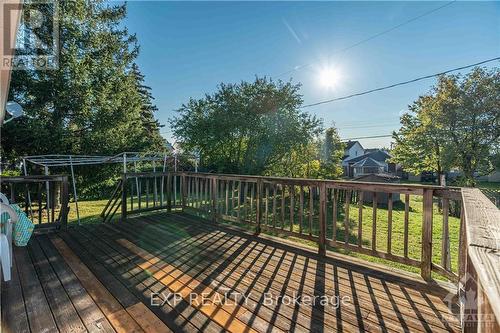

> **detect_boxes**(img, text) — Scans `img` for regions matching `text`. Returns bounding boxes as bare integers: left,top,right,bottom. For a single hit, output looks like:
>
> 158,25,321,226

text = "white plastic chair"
0,193,17,281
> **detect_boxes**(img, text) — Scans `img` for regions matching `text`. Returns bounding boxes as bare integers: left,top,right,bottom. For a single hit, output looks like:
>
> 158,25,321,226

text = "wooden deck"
1,211,461,333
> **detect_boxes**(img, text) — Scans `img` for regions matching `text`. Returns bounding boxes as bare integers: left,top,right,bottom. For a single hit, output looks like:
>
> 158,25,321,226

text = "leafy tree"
319,127,344,179
1,1,164,195
170,77,323,175
392,67,499,186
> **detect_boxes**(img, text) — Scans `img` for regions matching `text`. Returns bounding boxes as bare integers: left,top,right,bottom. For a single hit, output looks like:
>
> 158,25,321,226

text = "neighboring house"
342,141,364,161
342,141,396,178
353,173,401,204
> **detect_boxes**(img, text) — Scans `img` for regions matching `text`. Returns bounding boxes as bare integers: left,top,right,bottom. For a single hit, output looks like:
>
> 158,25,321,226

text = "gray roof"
346,149,391,164
352,157,385,168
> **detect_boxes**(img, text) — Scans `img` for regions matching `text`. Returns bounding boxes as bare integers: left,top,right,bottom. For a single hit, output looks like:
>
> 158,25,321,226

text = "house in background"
342,141,398,178
353,173,401,204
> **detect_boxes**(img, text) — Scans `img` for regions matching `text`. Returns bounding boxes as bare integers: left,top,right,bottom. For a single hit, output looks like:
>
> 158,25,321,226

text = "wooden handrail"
460,188,500,332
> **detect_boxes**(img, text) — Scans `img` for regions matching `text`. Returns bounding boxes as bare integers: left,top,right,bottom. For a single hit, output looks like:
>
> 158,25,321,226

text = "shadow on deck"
1,211,461,333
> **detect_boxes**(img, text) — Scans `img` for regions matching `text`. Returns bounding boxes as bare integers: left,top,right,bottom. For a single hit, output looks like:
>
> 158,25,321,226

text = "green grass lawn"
67,199,110,224
477,181,500,191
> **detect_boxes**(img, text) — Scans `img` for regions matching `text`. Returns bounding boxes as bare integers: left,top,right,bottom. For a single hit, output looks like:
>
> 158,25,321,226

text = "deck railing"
118,171,499,331
0,175,69,229
120,172,463,280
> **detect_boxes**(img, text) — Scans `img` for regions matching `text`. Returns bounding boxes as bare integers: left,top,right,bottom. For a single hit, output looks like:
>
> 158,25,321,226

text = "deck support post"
421,188,433,281
318,182,327,256
255,179,262,235
121,174,127,222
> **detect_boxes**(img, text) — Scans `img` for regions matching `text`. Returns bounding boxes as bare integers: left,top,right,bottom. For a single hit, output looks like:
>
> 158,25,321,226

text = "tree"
391,67,499,186
170,77,323,175
1,1,164,194
319,127,344,179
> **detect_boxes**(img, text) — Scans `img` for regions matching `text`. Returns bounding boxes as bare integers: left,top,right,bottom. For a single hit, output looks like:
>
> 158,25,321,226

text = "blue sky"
123,1,500,148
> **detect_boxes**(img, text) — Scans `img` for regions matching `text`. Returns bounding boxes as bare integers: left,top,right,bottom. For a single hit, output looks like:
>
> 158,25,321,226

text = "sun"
319,67,340,89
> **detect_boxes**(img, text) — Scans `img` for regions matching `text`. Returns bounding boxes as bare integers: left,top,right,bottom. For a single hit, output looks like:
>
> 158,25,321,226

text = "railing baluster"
173,174,177,206
255,179,262,233
166,174,172,212
344,189,351,245
232,180,237,217
211,177,217,222
265,184,269,226
137,178,142,210
272,184,277,229
243,182,249,221
387,192,393,254
372,192,377,251
145,178,149,208
299,186,304,234
441,198,451,271
332,188,337,244
237,181,242,221
358,191,363,248
404,194,410,258
37,183,42,224
309,186,313,236
289,185,295,232
250,183,254,222
318,182,326,256
121,175,127,222
225,180,229,215
130,182,134,211
153,174,157,206
281,184,285,229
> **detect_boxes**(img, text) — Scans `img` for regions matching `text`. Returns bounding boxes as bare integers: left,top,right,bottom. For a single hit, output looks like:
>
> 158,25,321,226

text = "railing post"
167,173,172,212
60,176,69,230
121,174,127,222
255,179,262,234
318,182,327,256
211,176,217,223
421,188,433,281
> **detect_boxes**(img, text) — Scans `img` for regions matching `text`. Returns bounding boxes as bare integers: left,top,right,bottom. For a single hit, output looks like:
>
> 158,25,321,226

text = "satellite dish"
4,101,24,124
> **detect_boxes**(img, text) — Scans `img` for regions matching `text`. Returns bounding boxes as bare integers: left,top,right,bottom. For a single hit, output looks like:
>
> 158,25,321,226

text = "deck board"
1,211,461,332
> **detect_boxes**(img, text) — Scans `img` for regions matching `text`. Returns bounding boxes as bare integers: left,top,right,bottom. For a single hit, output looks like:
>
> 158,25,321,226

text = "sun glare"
319,67,340,89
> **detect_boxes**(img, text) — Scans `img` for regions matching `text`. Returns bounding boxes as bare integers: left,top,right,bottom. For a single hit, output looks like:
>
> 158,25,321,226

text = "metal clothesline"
22,152,197,225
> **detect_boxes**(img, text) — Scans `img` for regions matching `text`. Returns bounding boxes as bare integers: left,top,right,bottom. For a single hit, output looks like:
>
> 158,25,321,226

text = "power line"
339,123,400,130
342,134,393,141
301,56,500,108
275,1,456,78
